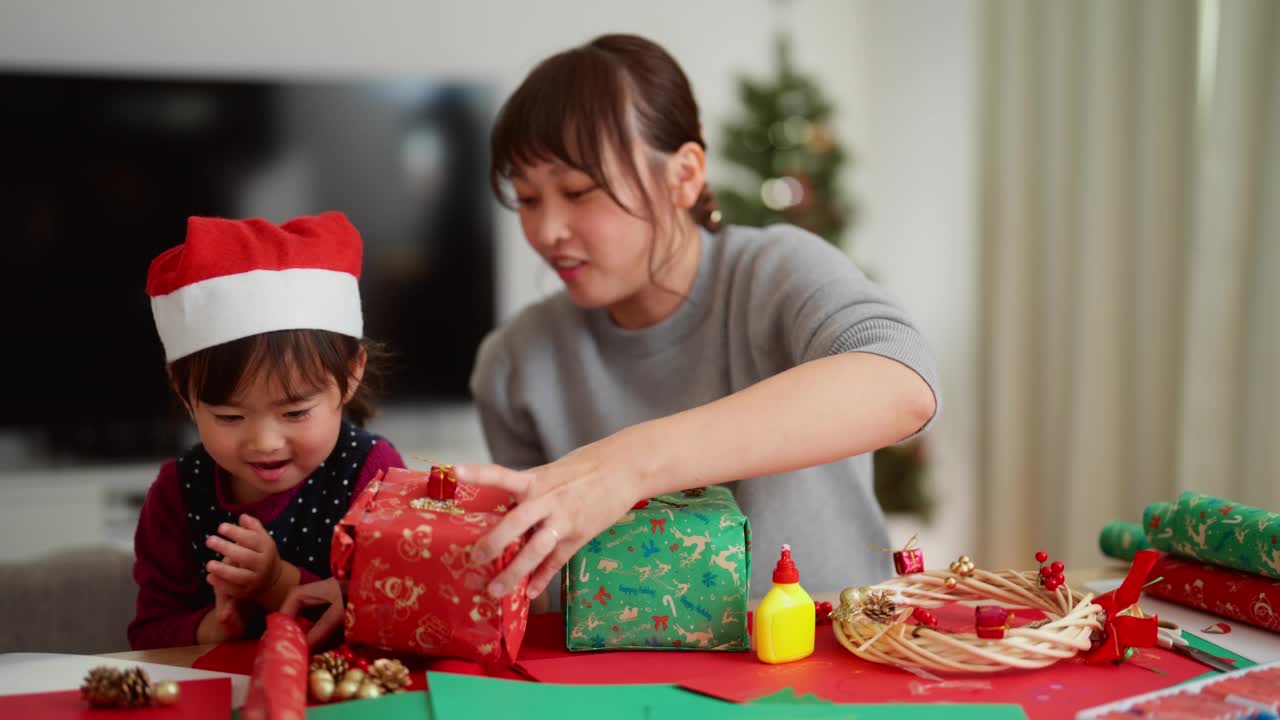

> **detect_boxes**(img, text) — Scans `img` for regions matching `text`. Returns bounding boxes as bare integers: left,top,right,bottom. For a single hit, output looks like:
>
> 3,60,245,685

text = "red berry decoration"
1050,561,1064,574
1045,576,1061,591
815,601,835,625
1040,566,1054,578
1035,551,1048,563
912,607,939,627
339,645,355,661
355,657,369,671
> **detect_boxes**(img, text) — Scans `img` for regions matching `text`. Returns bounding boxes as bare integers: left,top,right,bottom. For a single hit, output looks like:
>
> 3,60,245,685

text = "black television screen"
0,71,496,462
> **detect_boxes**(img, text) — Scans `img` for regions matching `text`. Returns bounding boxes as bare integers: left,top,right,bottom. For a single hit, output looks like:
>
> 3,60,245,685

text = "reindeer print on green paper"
1144,491,1280,580
563,485,751,651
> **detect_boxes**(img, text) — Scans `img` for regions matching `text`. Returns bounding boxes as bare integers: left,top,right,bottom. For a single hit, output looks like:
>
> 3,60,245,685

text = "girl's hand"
197,589,247,643
281,577,346,647
455,437,648,601
215,590,248,640
205,514,282,600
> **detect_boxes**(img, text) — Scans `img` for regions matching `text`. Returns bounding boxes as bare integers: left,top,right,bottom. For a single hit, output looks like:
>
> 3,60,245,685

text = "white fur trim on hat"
150,267,362,362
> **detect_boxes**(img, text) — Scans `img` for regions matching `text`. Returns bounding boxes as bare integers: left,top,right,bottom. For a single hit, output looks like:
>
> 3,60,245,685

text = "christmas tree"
716,34,931,520
716,34,853,247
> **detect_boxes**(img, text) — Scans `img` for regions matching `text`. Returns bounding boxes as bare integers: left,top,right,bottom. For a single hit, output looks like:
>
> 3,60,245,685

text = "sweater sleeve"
742,225,941,431
127,461,211,650
470,329,551,470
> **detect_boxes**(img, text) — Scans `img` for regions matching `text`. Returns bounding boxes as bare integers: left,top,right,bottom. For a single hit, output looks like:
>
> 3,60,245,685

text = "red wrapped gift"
331,467,530,666
893,548,925,575
975,605,1012,639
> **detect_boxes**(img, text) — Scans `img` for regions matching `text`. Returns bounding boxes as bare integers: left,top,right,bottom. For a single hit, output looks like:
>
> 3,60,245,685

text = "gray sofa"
0,546,136,654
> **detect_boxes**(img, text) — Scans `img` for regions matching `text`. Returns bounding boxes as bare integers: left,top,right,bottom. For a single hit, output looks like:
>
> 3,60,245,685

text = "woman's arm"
458,350,934,600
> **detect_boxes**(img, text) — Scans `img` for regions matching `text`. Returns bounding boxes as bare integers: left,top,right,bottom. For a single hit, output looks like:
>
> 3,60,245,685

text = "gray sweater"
470,224,940,602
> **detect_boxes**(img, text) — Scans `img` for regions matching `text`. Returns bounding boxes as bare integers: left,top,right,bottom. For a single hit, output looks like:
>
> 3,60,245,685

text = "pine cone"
81,667,124,707
367,658,411,693
81,666,153,708
310,651,349,678
861,590,898,624
119,667,153,708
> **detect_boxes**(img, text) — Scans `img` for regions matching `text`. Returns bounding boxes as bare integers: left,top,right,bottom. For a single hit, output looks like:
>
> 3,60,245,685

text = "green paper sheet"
424,672,1029,720
1180,632,1258,685
307,691,433,720
753,687,832,704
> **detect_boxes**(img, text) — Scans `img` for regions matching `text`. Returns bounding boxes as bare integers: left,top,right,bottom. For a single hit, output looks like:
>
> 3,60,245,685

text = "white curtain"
977,0,1278,568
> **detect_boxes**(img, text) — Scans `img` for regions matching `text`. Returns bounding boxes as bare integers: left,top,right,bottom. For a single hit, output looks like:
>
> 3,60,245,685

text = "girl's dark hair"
168,330,385,427
490,34,722,237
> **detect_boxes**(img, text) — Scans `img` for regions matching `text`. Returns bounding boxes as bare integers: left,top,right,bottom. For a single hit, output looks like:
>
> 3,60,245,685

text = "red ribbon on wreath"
1084,549,1160,664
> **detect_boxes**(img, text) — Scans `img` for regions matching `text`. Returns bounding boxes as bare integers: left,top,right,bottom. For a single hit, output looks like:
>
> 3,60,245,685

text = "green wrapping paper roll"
1143,491,1280,580
1142,502,1176,552
1098,521,1151,561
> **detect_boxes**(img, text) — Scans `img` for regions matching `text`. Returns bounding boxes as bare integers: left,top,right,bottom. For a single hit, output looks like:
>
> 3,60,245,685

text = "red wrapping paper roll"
241,613,309,720
1144,552,1280,634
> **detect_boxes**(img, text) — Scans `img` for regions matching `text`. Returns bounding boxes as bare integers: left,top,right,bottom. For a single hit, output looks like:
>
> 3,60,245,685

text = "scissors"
1156,619,1236,673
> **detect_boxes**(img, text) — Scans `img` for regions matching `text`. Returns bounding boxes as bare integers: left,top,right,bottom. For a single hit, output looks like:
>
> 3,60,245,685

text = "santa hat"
147,211,363,363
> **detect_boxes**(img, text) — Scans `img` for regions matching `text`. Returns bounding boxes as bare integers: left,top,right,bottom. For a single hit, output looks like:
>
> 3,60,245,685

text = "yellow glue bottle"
754,544,815,664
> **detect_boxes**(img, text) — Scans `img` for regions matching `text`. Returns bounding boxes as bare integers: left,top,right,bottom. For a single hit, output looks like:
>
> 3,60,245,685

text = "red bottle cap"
773,544,800,584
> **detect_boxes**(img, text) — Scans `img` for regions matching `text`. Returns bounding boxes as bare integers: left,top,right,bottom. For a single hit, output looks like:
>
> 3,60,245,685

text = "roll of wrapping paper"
1142,502,1176,552
1143,491,1280,580
1144,552,1280,634
1098,521,1152,561
241,613,309,720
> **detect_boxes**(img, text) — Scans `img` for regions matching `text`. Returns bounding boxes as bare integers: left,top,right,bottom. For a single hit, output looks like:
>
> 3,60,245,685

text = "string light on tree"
717,34,851,244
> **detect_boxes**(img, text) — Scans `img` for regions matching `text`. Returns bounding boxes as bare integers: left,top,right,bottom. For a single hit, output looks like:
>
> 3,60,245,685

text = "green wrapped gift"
563,485,751,651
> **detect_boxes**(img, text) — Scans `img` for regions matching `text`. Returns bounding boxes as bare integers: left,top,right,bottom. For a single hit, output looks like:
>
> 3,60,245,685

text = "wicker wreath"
831,562,1106,673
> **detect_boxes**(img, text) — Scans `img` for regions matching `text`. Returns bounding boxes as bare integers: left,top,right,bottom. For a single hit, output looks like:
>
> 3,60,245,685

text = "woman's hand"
281,577,346,647
455,436,652,601
204,514,282,599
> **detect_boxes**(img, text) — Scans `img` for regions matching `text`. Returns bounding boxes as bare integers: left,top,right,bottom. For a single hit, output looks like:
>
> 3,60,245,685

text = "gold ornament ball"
958,555,971,565
309,670,335,703
153,681,180,706
333,678,360,701
839,587,868,607
356,681,383,700
944,577,958,590
342,668,366,685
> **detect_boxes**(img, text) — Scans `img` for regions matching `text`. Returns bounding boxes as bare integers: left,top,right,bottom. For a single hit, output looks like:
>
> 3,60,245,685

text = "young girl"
458,34,940,607
127,211,404,650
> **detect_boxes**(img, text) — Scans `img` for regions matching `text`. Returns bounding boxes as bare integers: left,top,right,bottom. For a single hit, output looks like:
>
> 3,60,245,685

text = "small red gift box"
893,548,925,575
975,605,1012,639
331,467,529,666
426,465,458,501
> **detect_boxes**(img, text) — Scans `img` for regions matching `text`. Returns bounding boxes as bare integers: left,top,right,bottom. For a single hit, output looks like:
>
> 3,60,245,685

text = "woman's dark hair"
168,330,385,426
490,33,721,238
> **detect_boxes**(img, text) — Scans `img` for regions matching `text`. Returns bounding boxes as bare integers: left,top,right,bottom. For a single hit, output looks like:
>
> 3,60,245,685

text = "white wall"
0,0,978,561
852,0,980,558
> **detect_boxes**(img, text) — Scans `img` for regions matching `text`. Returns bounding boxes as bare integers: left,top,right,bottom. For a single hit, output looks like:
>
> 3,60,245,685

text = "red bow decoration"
1085,549,1160,664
